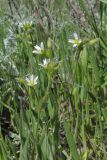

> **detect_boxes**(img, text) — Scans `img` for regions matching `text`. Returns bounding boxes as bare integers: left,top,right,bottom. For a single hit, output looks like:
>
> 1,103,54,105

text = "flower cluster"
25,32,81,87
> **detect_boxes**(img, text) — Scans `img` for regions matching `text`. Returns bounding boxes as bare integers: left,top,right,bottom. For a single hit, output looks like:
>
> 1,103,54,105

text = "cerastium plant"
0,0,107,160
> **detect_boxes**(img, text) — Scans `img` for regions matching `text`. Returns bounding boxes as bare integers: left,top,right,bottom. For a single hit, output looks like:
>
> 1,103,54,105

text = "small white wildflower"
32,42,44,54
26,75,38,87
68,32,82,47
39,59,50,68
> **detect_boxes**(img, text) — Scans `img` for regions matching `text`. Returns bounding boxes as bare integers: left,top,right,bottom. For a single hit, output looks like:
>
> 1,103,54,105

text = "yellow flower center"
28,80,35,86
74,39,79,45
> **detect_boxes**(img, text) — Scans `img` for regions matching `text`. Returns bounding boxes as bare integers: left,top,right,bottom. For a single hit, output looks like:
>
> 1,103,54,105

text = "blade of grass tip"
64,122,80,160
100,2,103,25
99,0,107,4
41,133,51,160
22,136,30,160
0,138,8,160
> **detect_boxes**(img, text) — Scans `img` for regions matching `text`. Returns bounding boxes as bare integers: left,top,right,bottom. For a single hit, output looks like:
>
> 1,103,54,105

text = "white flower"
18,21,33,29
68,32,82,47
25,75,38,87
32,42,44,54
39,59,50,68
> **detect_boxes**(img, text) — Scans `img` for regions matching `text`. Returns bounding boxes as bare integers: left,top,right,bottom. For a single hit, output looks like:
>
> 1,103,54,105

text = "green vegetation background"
0,0,107,160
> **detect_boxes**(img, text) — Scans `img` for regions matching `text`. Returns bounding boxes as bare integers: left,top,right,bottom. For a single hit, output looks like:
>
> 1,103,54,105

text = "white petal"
73,32,78,40
40,42,44,49
73,44,77,47
39,64,44,67
32,50,41,54
43,59,47,65
30,75,34,81
34,76,38,82
32,50,38,53
34,45,41,51
79,39,82,43
26,77,30,82
68,39,75,43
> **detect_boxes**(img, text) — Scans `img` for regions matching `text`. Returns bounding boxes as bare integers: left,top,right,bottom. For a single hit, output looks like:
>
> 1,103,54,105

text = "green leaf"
86,38,99,46
41,134,53,160
80,47,88,73
89,49,101,85
64,122,80,160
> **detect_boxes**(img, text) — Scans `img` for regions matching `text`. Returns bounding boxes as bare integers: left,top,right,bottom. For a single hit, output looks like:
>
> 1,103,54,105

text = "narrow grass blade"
64,122,80,160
